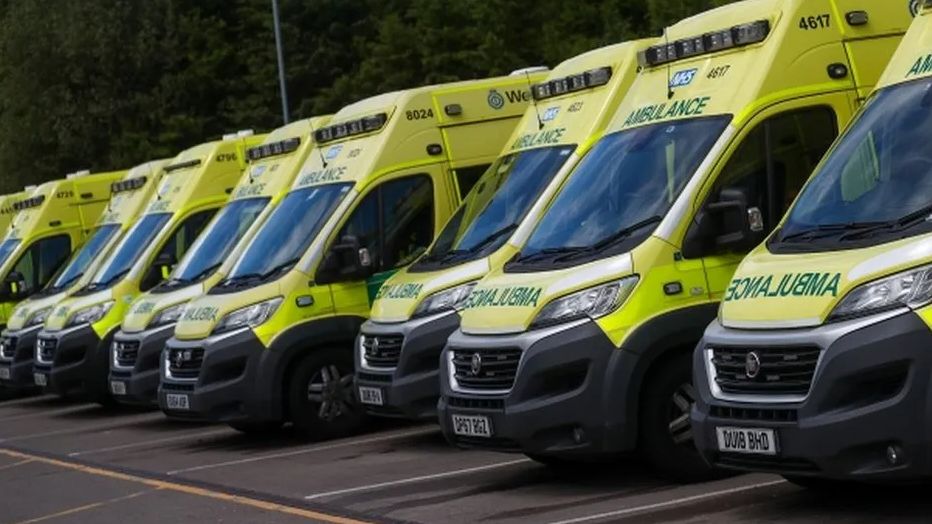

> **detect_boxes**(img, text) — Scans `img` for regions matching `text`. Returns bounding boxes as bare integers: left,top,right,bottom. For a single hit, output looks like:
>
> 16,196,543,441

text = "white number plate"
0,367,10,380
165,393,190,410
358,386,384,406
33,373,47,387
716,426,777,455
451,414,493,438
110,381,127,395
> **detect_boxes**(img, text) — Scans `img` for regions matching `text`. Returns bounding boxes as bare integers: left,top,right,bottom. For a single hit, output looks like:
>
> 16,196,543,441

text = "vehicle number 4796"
799,14,829,30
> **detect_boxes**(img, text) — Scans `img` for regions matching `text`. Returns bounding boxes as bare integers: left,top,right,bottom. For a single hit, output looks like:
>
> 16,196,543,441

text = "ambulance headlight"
830,264,932,321
412,282,477,318
26,306,53,327
147,303,186,329
530,277,638,329
66,301,115,327
212,297,282,334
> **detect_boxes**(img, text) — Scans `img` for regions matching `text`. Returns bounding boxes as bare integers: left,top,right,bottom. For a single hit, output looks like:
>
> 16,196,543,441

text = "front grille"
451,347,521,391
37,337,57,363
709,405,798,423
711,345,821,396
715,454,819,473
112,340,140,368
357,371,392,383
160,382,194,392
447,396,505,410
0,336,16,360
362,334,403,368
166,347,203,379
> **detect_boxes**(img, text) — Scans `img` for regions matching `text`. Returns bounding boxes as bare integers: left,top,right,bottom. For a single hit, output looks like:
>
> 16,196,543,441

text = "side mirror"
316,236,374,284
0,271,27,300
682,188,765,258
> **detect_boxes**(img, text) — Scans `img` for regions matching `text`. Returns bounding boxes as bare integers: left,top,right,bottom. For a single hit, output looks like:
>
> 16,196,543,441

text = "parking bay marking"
69,428,233,457
0,411,163,442
544,479,787,524
167,426,437,475
304,458,532,500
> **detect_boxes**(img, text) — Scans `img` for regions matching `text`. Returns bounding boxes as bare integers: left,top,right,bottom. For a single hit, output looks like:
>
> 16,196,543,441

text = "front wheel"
288,347,368,440
639,354,727,483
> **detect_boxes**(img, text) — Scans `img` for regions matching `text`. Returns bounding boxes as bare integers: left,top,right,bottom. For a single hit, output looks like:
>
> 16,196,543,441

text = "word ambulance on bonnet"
109,117,330,406
356,38,654,421
0,162,167,390
159,72,541,437
692,0,932,486
34,132,264,403
437,0,911,482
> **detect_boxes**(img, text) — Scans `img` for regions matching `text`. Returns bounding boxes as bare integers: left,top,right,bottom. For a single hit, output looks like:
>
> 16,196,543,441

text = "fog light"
572,427,585,444
886,445,900,465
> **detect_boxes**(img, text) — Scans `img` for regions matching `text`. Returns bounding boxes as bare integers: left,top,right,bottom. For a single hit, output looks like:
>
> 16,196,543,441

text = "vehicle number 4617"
799,14,829,30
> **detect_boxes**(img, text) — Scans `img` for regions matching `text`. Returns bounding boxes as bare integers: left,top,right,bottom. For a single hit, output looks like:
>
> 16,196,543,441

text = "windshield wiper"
514,246,590,264
778,222,884,243
84,269,131,291
838,204,932,241
166,262,223,288
260,257,300,279
421,224,520,265
586,215,663,253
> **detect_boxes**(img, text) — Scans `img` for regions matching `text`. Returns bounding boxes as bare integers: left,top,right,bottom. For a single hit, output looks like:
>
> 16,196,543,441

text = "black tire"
288,347,368,440
228,420,284,435
639,354,727,483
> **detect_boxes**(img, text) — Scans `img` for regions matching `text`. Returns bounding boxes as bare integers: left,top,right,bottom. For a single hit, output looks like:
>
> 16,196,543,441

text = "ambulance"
160,73,541,437
109,118,329,405
692,2,932,486
0,162,166,389
437,0,911,481
34,132,265,402
356,41,652,420
0,171,125,330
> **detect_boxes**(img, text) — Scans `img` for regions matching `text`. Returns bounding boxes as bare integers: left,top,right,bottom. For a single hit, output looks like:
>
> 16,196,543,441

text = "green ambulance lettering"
133,301,156,315
182,306,218,322
464,286,542,309
298,166,347,186
724,272,842,302
622,97,711,127
375,283,424,300
510,128,567,150
907,54,932,77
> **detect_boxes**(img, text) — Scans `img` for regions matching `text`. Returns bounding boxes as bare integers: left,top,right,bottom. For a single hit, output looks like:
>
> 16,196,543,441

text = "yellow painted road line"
167,426,436,475
68,428,232,457
304,458,532,500
544,479,788,524
11,490,151,524
0,449,372,524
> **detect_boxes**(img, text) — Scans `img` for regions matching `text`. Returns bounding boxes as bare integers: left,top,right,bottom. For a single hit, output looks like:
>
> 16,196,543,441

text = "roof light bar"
532,66,613,100
111,177,148,194
638,20,770,68
164,159,202,173
314,113,388,144
247,137,301,162
13,195,45,211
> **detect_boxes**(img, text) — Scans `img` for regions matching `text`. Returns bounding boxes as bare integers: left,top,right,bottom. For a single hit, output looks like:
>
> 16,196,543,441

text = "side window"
453,164,490,199
11,235,71,295
142,210,214,291
710,107,837,246
335,175,435,274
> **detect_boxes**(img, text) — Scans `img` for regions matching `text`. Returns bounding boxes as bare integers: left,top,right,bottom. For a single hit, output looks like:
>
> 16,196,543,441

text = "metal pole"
272,0,290,124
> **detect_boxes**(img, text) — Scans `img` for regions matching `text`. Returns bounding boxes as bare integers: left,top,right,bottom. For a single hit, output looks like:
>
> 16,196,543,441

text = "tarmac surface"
1,392,931,523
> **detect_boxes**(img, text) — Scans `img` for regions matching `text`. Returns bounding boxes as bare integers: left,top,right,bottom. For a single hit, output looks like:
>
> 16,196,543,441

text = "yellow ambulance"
34,132,264,402
160,73,540,437
0,162,166,389
0,171,125,329
692,2,932,486
437,0,911,481
109,118,329,405
356,40,652,420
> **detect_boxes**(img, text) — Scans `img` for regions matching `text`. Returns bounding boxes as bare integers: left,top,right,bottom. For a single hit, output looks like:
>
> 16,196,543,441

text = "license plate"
0,367,10,380
165,393,190,410
451,413,493,438
110,381,127,395
716,426,777,455
358,386,383,406
33,373,47,387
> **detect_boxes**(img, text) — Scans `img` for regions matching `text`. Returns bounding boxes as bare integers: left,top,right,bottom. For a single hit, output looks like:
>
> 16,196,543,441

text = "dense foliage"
0,0,735,191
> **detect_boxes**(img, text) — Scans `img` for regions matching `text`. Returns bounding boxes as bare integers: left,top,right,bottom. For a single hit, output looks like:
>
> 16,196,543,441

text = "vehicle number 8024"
406,108,434,120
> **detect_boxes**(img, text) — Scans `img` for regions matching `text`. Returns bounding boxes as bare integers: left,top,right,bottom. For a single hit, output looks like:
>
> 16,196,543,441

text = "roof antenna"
307,119,329,168
524,71,545,129
665,27,675,100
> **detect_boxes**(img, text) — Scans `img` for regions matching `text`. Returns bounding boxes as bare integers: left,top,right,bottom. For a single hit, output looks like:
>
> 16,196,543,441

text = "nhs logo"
325,144,343,161
541,106,560,122
669,68,697,88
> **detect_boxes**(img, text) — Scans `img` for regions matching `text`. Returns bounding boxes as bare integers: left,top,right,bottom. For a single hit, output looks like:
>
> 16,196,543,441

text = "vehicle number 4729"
799,14,829,30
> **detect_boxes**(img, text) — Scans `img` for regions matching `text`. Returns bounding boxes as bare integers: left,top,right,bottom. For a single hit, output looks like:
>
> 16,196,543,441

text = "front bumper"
34,325,110,397
0,325,43,389
692,309,932,481
158,328,281,423
109,324,176,405
437,319,637,457
356,311,460,420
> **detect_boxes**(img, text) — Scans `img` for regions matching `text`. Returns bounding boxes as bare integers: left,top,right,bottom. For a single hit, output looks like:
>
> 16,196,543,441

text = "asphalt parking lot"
1,394,931,523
